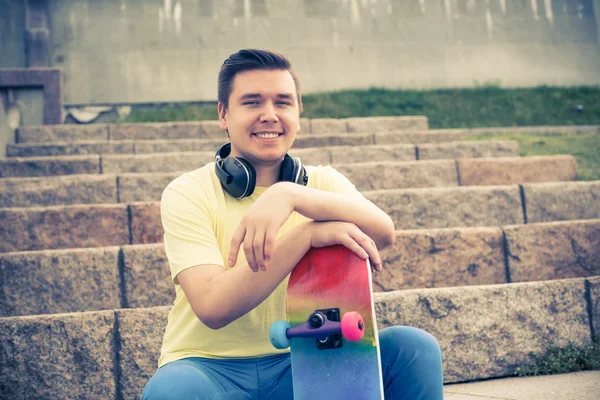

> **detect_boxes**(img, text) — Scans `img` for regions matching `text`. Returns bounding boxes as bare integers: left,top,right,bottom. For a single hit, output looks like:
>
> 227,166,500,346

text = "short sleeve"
160,177,224,285
311,165,364,199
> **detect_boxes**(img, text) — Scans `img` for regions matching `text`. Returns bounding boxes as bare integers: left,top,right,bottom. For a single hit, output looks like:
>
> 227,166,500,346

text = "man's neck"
253,163,281,187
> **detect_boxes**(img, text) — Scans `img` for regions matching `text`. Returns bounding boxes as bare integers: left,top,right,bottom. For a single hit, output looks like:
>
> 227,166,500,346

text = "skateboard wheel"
341,312,365,342
269,320,291,349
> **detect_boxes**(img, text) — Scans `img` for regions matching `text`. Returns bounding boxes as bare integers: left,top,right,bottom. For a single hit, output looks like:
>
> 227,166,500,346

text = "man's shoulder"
162,162,220,201
304,164,345,187
305,164,336,177
304,164,361,197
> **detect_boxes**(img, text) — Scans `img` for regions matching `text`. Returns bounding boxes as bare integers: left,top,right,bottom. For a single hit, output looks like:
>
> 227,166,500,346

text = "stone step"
0,174,118,208
2,181,598,253
444,371,600,400
371,181,600,230
0,140,519,177
14,116,428,143
0,156,577,208
0,154,101,178
1,219,598,318
6,129,469,158
1,276,597,399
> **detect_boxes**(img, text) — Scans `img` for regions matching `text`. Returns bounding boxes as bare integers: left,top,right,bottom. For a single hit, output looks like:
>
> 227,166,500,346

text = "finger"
352,233,382,270
263,227,277,262
367,238,383,271
370,257,383,273
253,227,267,271
339,235,369,260
228,224,247,267
243,228,258,272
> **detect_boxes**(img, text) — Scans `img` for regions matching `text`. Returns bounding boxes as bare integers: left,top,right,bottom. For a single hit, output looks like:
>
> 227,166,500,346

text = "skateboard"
270,245,384,399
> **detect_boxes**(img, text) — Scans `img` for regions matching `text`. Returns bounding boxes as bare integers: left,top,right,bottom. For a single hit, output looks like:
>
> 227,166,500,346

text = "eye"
243,101,260,106
277,101,291,106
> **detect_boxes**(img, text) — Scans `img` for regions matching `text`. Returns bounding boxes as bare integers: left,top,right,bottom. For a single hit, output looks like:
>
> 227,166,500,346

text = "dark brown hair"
218,49,303,113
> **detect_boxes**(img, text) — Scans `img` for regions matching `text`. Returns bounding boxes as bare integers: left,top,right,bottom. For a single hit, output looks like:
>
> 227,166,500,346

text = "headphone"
215,143,308,199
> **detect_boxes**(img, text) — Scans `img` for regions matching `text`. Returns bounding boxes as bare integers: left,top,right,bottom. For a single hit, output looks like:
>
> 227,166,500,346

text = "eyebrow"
238,93,295,101
276,93,295,100
239,93,261,101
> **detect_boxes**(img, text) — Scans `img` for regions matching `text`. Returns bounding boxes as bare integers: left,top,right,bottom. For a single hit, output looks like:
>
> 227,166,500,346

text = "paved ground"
443,371,600,399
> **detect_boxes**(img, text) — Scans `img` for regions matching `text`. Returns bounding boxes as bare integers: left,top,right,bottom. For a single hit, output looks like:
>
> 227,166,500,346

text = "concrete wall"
595,0,600,43
0,1,26,69
2,0,600,106
0,93,12,157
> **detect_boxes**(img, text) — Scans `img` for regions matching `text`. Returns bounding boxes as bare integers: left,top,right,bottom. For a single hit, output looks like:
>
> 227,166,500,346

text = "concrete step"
14,116,428,143
372,180,600,230
0,174,118,208
0,140,519,177
0,154,101,178
444,371,600,400
0,276,597,399
0,156,577,208
6,129,470,158
1,219,598,318
2,181,598,253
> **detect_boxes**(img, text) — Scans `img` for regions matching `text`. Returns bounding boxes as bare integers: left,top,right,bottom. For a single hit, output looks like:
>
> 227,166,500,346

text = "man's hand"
310,221,383,272
228,183,295,271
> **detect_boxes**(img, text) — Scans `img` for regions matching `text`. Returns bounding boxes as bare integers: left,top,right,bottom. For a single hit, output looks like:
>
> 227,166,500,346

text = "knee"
380,326,442,365
142,377,196,400
142,377,173,400
142,362,211,400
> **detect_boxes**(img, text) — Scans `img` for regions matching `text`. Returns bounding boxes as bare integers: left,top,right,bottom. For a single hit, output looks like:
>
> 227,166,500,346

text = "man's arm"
286,182,395,250
178,221,312,330
179,220,377,329
228,181,395,270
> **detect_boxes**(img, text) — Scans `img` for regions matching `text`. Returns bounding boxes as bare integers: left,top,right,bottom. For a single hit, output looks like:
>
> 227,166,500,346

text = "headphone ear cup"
236,157,256,195
297,164,308,186
221,156,257,198
279,155,296,183
279,155,306,185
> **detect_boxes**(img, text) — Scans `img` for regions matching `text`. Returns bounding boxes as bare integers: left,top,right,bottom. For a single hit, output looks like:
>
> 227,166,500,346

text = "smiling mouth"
253,132,283,139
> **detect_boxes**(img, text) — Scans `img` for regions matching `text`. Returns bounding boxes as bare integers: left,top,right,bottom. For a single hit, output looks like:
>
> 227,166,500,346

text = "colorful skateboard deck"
273,245,384,399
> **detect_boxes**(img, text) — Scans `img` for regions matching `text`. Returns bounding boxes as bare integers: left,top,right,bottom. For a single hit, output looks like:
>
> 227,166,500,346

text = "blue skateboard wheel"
270,320,291,349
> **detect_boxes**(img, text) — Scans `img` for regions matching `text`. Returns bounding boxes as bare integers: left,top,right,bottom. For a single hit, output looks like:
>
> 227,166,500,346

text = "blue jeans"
142,326,443,399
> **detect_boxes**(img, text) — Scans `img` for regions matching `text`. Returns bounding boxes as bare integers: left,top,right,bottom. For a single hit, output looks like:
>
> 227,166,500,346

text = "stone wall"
1,0,599,105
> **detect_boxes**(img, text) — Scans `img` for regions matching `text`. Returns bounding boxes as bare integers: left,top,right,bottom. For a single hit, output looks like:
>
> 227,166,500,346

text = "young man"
142,49,443,399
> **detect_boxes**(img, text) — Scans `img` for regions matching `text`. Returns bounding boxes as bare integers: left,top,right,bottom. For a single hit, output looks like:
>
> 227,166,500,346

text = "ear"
218,102,227,130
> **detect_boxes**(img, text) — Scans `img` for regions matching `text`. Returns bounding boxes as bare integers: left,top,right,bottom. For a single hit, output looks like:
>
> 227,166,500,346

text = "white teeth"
255,133,279,139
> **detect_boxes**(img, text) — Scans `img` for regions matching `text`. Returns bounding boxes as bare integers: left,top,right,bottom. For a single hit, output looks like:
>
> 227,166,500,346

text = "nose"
260,101,279,123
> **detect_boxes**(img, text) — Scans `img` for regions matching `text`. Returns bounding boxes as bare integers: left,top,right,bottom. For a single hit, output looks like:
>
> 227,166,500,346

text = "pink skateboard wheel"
341,311,365,342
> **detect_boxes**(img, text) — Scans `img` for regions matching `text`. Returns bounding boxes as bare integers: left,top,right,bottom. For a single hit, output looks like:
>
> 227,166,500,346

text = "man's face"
218,69,301,166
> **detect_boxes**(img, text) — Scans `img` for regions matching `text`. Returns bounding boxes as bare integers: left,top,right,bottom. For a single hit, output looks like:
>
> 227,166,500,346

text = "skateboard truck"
311,308,343,350
270,308,365,350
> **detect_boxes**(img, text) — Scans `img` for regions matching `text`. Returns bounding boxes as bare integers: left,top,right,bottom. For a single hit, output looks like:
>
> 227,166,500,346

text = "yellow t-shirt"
158,161,363,367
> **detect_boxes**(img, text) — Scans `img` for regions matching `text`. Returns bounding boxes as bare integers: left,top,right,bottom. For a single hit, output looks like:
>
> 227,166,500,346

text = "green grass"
119,104,218,123
516,336,600,376
301,86,600,128
463,130,600,181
